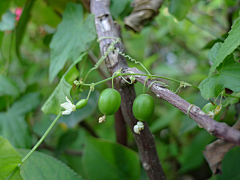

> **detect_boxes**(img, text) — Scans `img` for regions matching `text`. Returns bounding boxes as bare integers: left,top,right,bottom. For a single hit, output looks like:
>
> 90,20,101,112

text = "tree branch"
125,67,240,146
90,0,166,179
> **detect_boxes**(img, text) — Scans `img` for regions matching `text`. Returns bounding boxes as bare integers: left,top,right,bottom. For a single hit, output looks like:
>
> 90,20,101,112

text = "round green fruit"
202,103,217,114
132,94,155,121
98,88,121,115
76,99,88,109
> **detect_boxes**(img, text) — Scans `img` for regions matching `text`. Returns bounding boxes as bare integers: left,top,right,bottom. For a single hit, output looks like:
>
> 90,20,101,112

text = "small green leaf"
18,149,83,180
0,11,15,31
49,3,96,83
0,0,11,18
169,0,190,21
42,53,86,115
209,16,240,76
199,58,240,99
16,0,35,61
0,136,23,180
0,93,40,148
0,75,20,97
84,137,140,180
208,42,222,63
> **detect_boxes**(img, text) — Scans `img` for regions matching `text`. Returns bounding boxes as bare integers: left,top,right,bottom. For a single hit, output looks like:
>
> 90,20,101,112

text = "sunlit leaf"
209,16,240,76
84,137,140,180
49,3,96,83
0,136,23,180
199,58,240,99
18,149,83,180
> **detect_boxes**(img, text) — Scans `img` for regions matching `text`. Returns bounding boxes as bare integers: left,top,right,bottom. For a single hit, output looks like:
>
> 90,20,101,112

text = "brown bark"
90,0,166,179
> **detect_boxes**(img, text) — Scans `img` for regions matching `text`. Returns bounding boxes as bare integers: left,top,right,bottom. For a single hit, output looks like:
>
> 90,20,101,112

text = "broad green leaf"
49,3,96,83
0,93,40,148
42,53,86,115
0,136,23,180
215,147,240,180
209,16,240,76
208,42,222,63
18,149,83,180
0,75,20,97
45,0,77,14
178,130,214,173
199,58,240,99
16,0,35,61
0,0,11,18
0,11,15,31
58,90,99,127
169,0,190,21
84,137,140,180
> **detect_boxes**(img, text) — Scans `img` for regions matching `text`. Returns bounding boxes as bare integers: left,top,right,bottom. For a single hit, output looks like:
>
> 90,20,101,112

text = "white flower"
61,96,76,115
133,121,144,134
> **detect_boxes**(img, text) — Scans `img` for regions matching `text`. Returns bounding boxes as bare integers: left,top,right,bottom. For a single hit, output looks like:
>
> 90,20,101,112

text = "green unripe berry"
98,88,121,115
132,94,155,121
202,103,217,114
76,99,88,109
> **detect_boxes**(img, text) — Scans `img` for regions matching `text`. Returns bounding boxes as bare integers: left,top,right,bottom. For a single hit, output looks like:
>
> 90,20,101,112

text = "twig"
126,67,240,145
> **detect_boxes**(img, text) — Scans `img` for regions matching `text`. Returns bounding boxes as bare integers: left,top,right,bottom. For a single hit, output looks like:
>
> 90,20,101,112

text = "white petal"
61,102,72,110
133,125,140,134
65,96,71,103
62,109,71,115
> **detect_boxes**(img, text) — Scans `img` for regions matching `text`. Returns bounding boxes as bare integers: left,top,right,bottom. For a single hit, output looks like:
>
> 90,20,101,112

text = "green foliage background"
0,0,240,180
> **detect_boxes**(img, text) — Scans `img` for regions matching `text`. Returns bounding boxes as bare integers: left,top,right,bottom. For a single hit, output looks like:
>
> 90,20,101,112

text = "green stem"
21,113,61,164
224,94,240,99
87,88,92,100
81,73,199,90
6,113,62,180
185,17,224,41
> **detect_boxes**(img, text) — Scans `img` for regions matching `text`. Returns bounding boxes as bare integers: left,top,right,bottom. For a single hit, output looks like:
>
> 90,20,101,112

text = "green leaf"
42,53,86,115
209,16,240,76
168,0,190,21
84,137,140,180
15,0,35,61
58,90,99,127
199,58,240,99
208,42,222,63
0,136,23,180
0,93,40,148
18,149,84,180
178,130,214,173
215,147,240,180
49,3,96,83
0,75,20,97
0,0,11,18
0,11,15,31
